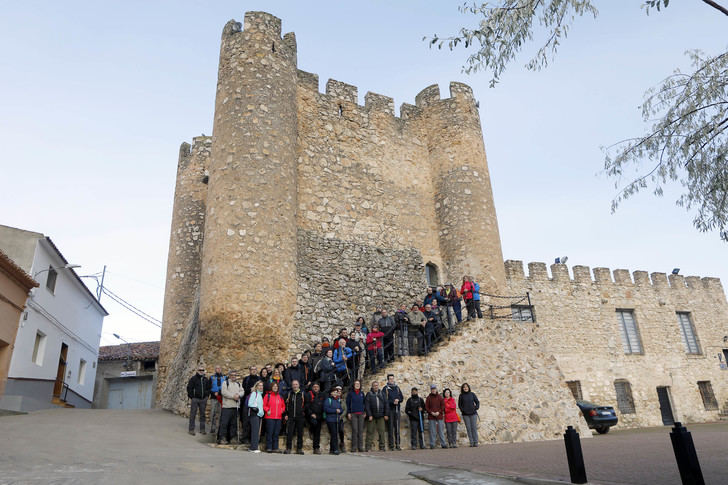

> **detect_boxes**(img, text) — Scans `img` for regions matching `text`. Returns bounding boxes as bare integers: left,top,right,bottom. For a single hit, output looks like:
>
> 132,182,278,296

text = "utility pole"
97,265,106,302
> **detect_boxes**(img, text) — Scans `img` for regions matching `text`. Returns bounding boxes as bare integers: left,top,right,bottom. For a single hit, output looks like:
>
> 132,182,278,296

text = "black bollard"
563,426,587,484
669,422,705,485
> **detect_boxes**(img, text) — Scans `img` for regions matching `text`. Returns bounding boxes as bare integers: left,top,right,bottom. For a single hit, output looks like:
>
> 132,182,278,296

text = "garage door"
106,377,153,409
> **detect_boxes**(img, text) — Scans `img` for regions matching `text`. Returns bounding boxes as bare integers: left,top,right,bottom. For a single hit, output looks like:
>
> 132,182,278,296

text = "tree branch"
701,0,728,16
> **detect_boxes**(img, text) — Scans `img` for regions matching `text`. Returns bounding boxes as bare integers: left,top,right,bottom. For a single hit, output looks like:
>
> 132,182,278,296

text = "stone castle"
157,11,728,441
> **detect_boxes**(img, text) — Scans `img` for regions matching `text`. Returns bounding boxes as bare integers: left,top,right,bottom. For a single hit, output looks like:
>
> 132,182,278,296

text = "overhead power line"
101,286,162,328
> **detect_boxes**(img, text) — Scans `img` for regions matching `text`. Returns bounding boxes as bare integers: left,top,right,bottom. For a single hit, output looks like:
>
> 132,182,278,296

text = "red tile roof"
98,341,159,361
0,248,38,291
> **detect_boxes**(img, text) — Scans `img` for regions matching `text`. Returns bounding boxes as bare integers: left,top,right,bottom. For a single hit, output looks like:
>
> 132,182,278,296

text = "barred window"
511,305,533,322
566,380,583,401
617,310,643,354
614,379,636,414
677,312,701,354
697,381,718,411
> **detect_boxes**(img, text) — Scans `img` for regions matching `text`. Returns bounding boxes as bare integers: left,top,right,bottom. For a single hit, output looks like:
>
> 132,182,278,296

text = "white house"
0,224,107,411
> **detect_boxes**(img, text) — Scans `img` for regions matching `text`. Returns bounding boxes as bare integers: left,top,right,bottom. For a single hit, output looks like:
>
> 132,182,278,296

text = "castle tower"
158,137,210,395
198,13,299,368
417,83,506,295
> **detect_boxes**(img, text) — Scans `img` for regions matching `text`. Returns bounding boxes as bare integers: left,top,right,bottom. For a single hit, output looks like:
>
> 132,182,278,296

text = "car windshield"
577,400,598,407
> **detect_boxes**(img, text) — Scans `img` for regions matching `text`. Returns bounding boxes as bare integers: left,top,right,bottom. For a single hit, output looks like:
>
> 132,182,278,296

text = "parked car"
576,400,618,434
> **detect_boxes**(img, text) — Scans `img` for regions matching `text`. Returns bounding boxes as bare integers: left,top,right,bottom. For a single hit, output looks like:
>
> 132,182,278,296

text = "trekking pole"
418,409,425,447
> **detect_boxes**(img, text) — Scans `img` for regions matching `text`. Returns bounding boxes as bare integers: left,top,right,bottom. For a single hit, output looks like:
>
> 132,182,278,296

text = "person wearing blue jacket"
246,381,265,453
209,366,227,435
323,387,345,455
472,278,483,319
346,379,366,452
333,339,353,385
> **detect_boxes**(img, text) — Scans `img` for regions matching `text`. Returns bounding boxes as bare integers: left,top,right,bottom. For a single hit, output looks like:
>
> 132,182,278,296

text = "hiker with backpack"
471,277,483,319
346,379,366,452
384,373,404,451
305,382,325,454
283,379,306,455
323,386,345,455
263,381,285,453
208,366,227,435
247,380,265,453
364,381,389,452
217,370,243,445
405,387,426,450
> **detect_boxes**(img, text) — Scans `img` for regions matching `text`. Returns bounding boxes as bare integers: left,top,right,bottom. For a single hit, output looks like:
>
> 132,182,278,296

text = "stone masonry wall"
295,72,445,274
506,260,728,428
293,229,425,352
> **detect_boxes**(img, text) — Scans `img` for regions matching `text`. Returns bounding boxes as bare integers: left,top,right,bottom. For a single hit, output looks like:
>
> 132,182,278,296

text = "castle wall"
198,13,299,368
157,137,210,395
505,260,728,428
291,76,508,350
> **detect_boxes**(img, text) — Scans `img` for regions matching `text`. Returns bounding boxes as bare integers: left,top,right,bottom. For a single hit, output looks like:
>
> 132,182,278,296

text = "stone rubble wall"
505,260,728,428
293,229,425,352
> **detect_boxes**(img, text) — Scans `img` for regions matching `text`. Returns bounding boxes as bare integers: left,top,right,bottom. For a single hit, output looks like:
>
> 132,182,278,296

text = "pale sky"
1,1,725,345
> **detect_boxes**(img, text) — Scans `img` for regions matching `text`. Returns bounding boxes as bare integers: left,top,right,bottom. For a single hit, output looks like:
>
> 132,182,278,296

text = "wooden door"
53,343,68,397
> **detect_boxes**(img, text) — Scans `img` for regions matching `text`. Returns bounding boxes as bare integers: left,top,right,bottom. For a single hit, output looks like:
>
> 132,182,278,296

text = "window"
46,266,57,294
566,380,583,401
697,381,718,411
614,379,636,414
511,305,534,322
616,310,643,354
32,331,46,365
425,263,439,286
78,359,87,385
143,360,156,371
677,312,701,354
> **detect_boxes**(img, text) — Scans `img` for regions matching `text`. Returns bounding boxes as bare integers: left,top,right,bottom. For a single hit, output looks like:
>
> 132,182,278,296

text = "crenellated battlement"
223,12,297,58
504,260,725,293
296,73,477,119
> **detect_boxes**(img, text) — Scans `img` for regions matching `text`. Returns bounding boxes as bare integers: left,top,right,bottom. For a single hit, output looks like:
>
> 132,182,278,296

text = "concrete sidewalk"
0,409,432,485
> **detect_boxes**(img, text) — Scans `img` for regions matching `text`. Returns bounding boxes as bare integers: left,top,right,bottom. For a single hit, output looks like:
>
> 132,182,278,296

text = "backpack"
314,357,324,375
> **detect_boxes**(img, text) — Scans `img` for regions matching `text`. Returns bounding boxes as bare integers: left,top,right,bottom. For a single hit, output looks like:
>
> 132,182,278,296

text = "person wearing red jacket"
443,388,459,448
460,276,475,321
263,381,285,453
366,324,385,373
425,384,448,449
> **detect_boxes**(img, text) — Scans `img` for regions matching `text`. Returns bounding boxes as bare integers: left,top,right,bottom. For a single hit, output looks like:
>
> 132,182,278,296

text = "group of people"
188,367,481,454
184,277,485,454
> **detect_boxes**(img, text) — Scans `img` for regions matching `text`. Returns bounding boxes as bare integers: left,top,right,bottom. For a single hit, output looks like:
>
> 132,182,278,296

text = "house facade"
93,341,158,409
0,224,107,411
0,249,38,401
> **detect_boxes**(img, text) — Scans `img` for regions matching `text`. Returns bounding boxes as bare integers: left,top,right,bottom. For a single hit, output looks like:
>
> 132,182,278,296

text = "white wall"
8,238,105,403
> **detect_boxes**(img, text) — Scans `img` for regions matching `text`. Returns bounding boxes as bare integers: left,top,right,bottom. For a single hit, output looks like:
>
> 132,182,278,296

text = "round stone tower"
158,137,210,396
198,12,299,368
416,82,506,296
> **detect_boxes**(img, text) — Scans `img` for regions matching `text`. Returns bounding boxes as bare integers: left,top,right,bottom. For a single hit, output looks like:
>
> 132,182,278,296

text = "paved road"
0,409,431,485
370,422,728,484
